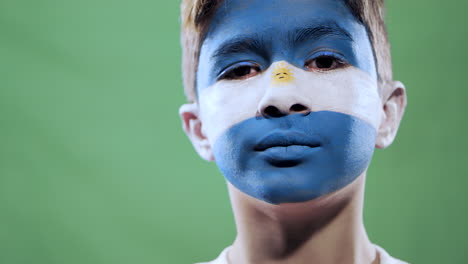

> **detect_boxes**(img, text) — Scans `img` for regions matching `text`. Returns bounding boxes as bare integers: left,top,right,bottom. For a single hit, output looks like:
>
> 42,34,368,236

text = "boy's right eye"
219,63,261,80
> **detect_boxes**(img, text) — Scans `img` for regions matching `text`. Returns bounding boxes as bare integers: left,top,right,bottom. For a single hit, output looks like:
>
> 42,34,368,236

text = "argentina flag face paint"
195,0,383,204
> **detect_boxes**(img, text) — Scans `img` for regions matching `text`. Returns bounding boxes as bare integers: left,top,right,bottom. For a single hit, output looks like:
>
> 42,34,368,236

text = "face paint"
213,111,376,204
197,0,377,91
272,62,294,86
196,0,382,204
202,62,380,204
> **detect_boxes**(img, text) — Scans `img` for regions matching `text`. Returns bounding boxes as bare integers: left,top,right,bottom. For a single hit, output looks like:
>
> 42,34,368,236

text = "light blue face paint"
212,111,376,204
197,0,377,92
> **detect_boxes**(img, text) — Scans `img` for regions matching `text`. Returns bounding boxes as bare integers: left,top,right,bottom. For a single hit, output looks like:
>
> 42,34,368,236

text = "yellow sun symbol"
271,62,294,85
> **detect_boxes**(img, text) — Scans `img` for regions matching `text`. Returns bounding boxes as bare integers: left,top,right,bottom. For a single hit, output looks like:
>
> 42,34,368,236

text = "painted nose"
258,61,311,118
258,98,311,118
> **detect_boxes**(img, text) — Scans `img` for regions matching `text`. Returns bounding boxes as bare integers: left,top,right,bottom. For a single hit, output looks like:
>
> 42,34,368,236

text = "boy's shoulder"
194,245,410,264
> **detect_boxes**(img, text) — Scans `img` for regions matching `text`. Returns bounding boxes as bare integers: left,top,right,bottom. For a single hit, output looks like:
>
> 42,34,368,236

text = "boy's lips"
253,131,322,152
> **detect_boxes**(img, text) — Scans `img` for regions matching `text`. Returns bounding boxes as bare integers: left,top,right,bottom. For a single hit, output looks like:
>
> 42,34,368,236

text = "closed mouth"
254,131,321,152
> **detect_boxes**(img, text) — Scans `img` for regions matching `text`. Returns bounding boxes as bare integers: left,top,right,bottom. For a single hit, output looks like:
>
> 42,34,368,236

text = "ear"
179,103,215,161
375,81,407,149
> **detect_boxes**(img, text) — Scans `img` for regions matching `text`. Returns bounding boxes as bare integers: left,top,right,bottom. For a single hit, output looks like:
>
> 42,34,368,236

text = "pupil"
316,57,334,68
234,66,252,76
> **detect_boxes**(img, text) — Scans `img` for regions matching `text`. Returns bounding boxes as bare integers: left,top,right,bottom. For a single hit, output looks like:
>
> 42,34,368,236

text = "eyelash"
304,51,347,71
217,52,348,81
218,61,261,81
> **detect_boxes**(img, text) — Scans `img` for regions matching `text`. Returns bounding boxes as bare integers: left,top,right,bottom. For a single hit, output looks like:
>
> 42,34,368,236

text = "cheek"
295,68,382,129
198,75,267,145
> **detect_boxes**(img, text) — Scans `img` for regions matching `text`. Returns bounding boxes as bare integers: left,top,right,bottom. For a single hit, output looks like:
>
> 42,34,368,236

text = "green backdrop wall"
1,0,467,263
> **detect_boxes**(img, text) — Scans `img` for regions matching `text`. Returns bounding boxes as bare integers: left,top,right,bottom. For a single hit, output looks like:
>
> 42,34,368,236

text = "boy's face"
181,0,405,204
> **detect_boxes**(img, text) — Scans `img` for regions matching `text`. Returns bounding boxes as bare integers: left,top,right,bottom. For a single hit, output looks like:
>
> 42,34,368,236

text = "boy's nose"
258,94,311,118
257,61,311,118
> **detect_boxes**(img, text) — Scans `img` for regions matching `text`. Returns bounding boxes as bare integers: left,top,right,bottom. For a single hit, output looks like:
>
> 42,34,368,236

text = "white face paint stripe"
199,61,382,146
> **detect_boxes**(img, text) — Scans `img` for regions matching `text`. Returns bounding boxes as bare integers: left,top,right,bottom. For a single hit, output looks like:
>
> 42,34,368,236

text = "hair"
180,0,392,102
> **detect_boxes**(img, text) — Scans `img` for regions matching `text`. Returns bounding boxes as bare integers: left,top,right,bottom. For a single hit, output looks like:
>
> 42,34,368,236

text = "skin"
179,0,407,263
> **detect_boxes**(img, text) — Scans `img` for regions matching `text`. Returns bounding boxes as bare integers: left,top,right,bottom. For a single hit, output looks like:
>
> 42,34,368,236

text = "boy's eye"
305,55,344,71
219,64,261,80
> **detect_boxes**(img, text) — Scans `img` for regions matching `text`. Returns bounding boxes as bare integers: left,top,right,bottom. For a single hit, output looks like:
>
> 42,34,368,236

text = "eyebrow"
211,22,353,61
211,34,270,60
288,22,353,47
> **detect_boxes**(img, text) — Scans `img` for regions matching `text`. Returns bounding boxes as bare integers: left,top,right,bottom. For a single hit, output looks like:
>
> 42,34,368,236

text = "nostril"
263,105,285,118
290,103,309,113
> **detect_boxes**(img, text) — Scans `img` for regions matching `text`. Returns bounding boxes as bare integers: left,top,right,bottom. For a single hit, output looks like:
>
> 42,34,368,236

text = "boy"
179,0,408,263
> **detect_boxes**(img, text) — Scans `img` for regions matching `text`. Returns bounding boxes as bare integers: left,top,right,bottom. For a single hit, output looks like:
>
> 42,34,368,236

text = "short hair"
180,0,392,102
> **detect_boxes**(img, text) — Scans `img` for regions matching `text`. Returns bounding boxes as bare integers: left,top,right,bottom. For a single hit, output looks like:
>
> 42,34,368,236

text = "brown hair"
180,0,392,102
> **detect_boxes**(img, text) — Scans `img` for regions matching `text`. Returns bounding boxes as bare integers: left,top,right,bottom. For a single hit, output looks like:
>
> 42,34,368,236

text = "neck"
227,174,379,264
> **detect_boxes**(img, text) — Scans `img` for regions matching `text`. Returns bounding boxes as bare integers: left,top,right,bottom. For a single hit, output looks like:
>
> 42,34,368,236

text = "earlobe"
179,103,215,161
375,81,407,149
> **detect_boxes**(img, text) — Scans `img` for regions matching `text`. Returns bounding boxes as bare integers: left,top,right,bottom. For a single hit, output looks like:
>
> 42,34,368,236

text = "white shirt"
195,244,409,264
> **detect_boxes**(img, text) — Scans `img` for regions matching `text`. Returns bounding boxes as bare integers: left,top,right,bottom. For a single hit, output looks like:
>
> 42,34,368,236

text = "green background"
1,0,467,263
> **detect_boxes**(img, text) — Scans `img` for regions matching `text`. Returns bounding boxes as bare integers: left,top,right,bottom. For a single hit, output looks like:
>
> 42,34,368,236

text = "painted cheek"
198,73,268,145
292,65,382,129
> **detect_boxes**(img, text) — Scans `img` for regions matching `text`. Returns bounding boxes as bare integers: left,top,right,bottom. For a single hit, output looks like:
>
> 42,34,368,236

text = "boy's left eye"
305,55,345,71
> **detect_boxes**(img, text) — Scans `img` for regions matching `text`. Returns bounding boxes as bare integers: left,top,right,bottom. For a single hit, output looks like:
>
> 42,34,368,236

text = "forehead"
207,0,356,36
